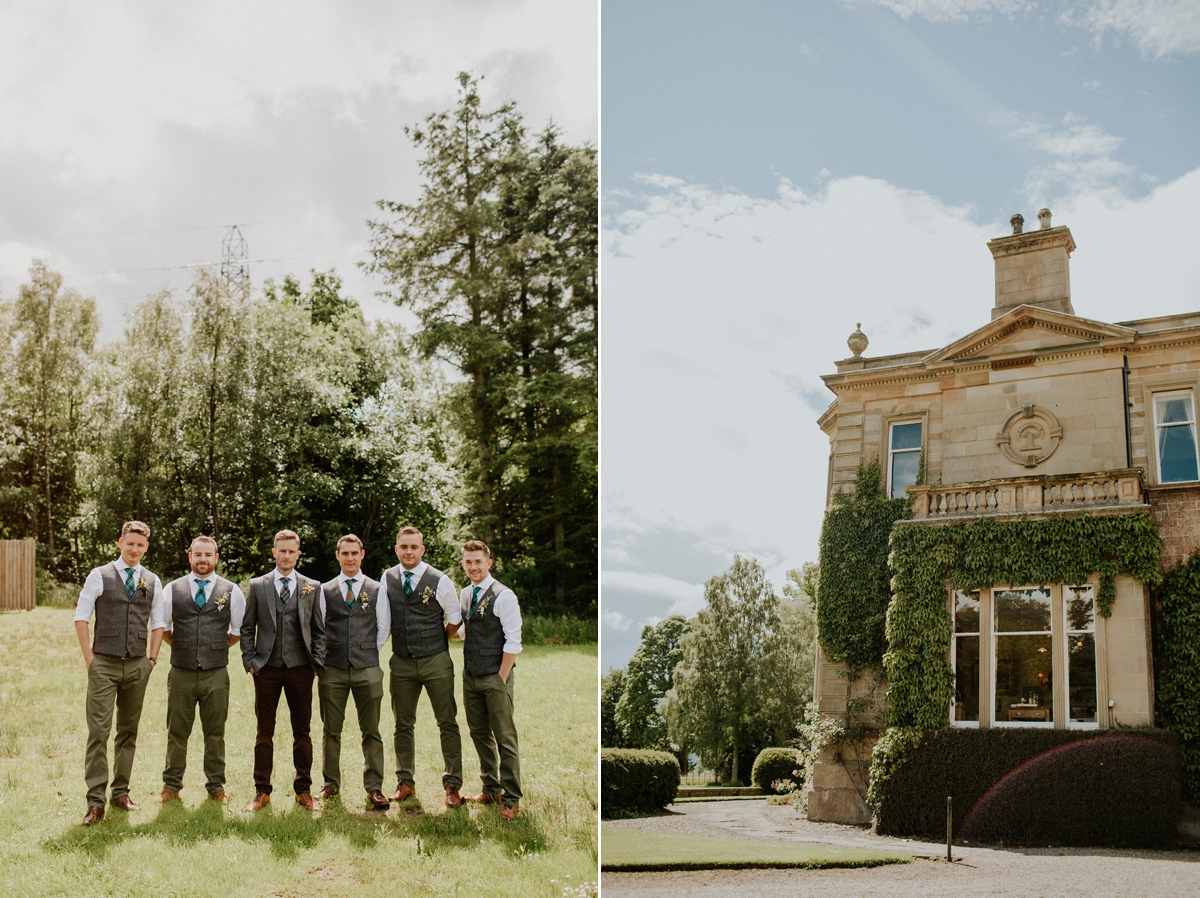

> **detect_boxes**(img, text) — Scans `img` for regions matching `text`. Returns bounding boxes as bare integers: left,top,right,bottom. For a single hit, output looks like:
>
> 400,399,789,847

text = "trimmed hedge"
601,748,681,816
751,747,802,793
872,727,1181,848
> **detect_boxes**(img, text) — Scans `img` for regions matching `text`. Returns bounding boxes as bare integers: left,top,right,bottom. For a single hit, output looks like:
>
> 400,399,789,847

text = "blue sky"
601,0,1200,671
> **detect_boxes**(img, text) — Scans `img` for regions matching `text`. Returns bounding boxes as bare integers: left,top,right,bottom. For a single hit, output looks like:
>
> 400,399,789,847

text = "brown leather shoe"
82,805,105,826
445,787,463,808
468,791,501,804
155,788,181,803
368,790,391,810
295,792,321,811
314,785,338,801
245,792,270,812
500,804,518,821
208,790,227,803
110,795,140,812
390,782,416,802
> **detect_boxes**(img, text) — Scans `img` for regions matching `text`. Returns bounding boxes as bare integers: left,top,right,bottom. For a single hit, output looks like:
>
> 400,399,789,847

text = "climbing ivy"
1154,556,1200,803
816,464,911,673
884,512,1164,729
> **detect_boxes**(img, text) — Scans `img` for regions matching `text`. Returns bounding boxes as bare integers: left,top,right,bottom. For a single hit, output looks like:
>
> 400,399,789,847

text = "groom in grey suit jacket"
240,529,326,811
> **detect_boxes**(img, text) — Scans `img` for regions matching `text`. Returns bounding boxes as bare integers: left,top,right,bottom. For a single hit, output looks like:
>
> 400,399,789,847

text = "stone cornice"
986,225,1076,258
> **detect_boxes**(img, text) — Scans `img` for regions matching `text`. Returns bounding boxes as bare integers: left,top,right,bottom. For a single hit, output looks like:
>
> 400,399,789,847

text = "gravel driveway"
602,799,1200,897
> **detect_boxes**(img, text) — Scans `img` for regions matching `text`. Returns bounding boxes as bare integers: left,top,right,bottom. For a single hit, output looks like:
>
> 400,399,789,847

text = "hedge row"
751,747,802,793
872,727,1182,848
601,748,680,816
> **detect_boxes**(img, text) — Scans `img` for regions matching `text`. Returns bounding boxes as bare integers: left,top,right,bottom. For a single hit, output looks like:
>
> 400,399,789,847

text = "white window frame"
990,586,1056,729
886,420,923,500
1062,585,1100,730
1152,390,1200,485
950,590,981,728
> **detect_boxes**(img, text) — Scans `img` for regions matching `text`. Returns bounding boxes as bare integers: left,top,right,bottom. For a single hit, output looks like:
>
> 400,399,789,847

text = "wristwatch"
148,657,158,664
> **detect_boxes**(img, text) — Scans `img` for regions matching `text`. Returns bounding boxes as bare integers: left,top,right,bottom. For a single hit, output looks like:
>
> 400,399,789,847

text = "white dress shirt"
317,571,389,648
74,559,168,630
459,574,523,655
272,569,298,597
161,572,245,635
377,560,463,629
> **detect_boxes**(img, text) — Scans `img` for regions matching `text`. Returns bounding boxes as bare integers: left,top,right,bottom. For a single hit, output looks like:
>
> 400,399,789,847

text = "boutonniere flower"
301,583,315,596
421,586,434,604
360,594,370,610
477,594,493,617
137,577,151,593
216,593,230,612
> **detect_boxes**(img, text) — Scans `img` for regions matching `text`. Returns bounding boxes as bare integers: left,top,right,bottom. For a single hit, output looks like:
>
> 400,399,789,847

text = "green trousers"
85,654,153,806
318,665,385,793
463,669,522,807
389,650,462,790
163,666,230,793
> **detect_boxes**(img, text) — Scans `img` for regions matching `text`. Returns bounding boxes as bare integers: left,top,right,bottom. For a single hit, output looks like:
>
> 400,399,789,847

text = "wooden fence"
0,539,35,611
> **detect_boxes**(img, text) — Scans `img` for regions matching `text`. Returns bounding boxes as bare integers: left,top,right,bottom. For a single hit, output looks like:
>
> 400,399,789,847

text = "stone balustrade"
907,469,1146,520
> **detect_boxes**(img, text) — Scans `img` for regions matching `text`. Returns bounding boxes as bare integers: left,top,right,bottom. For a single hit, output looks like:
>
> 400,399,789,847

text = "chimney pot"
1038,208,1052,230
1010,214,1024,235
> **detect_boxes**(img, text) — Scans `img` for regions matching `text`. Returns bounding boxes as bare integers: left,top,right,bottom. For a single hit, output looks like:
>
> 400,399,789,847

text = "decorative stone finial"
1010,213,1024,235
1038,208,1052,230
847,323,868,358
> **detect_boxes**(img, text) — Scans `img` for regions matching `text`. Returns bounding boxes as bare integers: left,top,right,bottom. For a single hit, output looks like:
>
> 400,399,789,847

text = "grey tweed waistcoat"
385,565,449,659
323,577,381,669
463,581,509,677
168,576,234,670
92,564,155,658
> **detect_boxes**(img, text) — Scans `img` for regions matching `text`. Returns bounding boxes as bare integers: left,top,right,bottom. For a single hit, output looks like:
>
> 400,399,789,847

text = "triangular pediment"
923,305,1136,366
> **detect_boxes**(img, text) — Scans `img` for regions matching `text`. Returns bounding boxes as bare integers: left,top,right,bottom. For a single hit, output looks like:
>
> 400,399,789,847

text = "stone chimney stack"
986,208,1076,320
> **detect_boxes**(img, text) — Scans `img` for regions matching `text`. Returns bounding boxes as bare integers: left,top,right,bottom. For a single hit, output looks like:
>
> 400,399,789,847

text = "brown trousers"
252,664,315,795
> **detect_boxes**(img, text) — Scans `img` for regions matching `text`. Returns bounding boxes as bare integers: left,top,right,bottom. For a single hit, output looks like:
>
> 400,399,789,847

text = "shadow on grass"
43,797,548,860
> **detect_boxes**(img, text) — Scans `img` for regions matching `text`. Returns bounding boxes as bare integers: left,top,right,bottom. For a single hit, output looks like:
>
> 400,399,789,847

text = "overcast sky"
0,0,598,340
601,0,1200,671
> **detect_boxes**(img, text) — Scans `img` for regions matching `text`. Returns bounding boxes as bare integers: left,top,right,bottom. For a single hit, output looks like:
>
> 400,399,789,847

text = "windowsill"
950,719,980,728
1147,480,1200,489
991,720,1054,728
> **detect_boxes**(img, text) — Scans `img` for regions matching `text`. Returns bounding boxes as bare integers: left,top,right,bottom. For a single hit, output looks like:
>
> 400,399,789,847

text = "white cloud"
601,610,634,632
602,571,706,618
994,110,1132,205
855,0,1200,56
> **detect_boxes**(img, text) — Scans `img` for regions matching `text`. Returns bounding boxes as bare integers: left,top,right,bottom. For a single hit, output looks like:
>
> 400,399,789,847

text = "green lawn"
601,827,911,872
0,608,597,897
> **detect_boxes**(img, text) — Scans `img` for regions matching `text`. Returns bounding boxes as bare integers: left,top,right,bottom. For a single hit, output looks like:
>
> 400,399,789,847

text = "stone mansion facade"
810,210,1200,823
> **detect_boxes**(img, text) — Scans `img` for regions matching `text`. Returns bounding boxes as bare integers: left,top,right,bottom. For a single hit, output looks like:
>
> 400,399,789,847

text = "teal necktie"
345,578,356,608
403,570,413,597
280,577,291,605
124,568,136,597
195,579,209,609
469,585,481,617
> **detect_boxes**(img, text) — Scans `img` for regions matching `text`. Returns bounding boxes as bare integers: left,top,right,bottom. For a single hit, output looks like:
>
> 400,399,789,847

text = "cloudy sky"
601,0,1200,670
0,0,598,340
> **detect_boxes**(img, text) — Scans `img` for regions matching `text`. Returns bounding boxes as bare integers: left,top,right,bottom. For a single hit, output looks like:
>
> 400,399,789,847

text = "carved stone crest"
996,404,1063,468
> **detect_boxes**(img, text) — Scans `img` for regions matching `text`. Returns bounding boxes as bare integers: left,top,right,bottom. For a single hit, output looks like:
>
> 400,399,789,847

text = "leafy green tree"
601,668,630,749
3,262,98,577
367,72,597,616
615,615,687,751
670,556,784,785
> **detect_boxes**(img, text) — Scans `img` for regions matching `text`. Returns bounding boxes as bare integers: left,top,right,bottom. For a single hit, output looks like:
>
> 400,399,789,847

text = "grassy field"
600,827,911,872
0,608,598,898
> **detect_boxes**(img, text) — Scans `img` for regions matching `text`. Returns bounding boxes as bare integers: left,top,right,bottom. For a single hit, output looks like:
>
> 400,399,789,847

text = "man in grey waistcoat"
156,535,245,803
73,520,167,826
458,540,523,820
381,526,465,808
240,529,326,812
315,534,391,810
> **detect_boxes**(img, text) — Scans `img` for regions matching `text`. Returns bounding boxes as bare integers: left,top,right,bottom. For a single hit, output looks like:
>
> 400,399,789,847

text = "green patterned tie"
124,568,136,597
470,585,481,617
280,577,291,606
195,579,209,609
403,570,413,597
345,577,356,608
